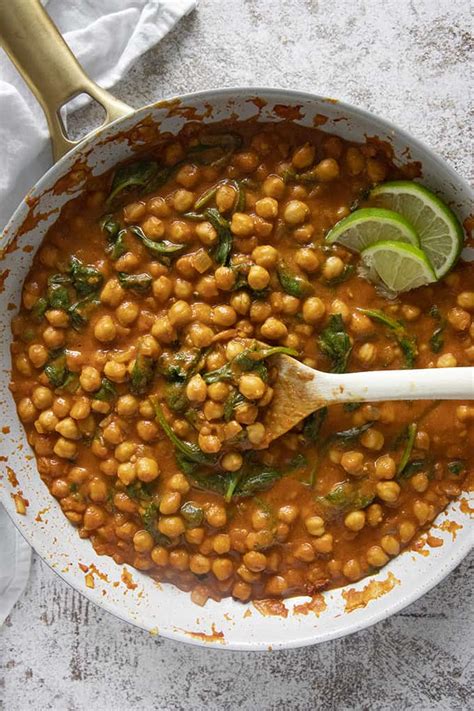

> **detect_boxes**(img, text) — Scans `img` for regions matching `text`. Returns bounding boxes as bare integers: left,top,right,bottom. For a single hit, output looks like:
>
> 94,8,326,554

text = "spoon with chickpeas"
260,348,474,446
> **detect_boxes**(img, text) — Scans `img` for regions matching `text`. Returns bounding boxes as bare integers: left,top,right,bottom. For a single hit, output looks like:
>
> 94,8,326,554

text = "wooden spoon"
262,354,474,445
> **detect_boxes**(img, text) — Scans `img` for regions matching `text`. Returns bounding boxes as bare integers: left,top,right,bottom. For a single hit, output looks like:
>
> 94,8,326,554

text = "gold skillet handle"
0,0,133,162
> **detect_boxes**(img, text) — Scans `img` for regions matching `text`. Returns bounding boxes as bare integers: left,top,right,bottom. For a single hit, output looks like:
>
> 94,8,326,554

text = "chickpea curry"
10,121,473,606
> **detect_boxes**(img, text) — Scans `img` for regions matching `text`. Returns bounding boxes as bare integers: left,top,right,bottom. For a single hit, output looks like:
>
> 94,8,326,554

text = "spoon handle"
319,367,474,404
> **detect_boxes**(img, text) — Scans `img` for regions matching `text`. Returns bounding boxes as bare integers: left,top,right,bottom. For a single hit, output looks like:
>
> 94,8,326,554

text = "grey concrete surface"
1,1,473,709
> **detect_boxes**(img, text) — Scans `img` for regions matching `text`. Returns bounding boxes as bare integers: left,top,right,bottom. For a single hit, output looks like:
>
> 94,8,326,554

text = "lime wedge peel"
325,207,420,252
369,181,464,278
361,240,437,294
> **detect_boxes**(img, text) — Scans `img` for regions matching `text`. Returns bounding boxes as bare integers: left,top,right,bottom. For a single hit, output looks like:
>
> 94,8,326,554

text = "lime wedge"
369,181,464,278
361,241,437,293
325,207,420,252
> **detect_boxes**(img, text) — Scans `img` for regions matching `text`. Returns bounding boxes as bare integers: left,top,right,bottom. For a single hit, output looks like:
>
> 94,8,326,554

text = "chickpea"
18,397,38,423
313,533,334,554
195,275,218,299
94,315,116,343
115,301,139,326
43,327,65,349
32,386,53,411
366,503,383,527
50,479,69,498
168,300,193,327
380,535,400,556
221,452,243,472
102,421,124,445
340,451,364,476
195,221,217,246
69,398,91,421
357,343,376,366
436,353,457,368
250,302,272,323
215,183,237,213
214,266,236,291
53,437,77,460
113,394,137,418
203,400,224,420
342,559,361,581
79,366,101,393
239,373,266,400
231,212,254,236
344,510,366,531
314,158,339,181
100,278,125,307
55,417,81,440
151,276,172,304
305,515,325,537
211,558,233,581
123,201,146,223
366,545,389,567
411,472,429,493
168,220,192,244
162,475,188,499
188,322,214,348
247,422,266,446
376,481,400,503
345,147,365,175
103,360,127,383
173,189,194,213
254,198,278,221
83,505,106,531
292,224,314,244
52,396,71,419
28,343,48,368
250,247,277,272
115,441,137,462
204,503,227,528
159,491,181,515
302,296,325,324
151,545,169,566
361,427,384,451
374,454,396,479
198,432,222,454
235,402,258,425
322,256,344,280
114,461,135,485
209,534,230,557
169,549,190,572
151,316,176,344
115,252,139,273
135,457,159,482
207,381,229,402
157,515,184,538
292,143,316,169
283,199,309,225
184,374,206,403
399,520,416,543
457,291,474,311
261,174,284,199
130,530,154,554
35,409,59,433
212,304,237,327
294,543,316,562
294,247,320,273
140,215,165,240
260,317,288,340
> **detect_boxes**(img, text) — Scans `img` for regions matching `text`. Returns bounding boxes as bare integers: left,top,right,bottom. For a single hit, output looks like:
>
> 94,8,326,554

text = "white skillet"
0,0,472,650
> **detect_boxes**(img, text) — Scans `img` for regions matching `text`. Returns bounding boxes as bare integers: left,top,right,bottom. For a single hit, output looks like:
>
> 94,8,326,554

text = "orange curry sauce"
9,121,473,606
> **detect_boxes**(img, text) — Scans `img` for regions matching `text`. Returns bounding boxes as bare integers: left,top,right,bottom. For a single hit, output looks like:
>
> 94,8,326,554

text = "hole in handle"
58,92,107,142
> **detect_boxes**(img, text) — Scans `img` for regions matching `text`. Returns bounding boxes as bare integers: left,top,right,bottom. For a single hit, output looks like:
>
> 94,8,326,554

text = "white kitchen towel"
0,0,196,625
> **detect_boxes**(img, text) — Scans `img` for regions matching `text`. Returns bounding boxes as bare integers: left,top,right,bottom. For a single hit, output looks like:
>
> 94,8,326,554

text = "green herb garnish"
447,460,466,475
397,423,417,475
128,225,186,261
277,262,314,298
318,314,352,373
117,271,152,294
205,207,233,266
